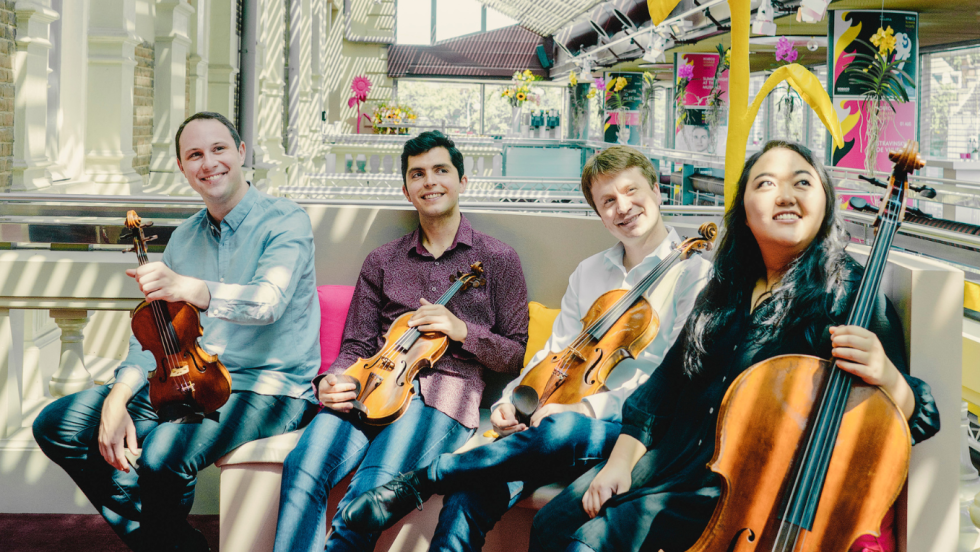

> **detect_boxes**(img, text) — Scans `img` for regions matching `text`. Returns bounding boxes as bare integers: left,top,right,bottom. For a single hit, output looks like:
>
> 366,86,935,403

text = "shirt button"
733,344,739,351
722,377,727,383
431,286,437,292
434,261,440,265
709,407,714,414
698,439,703,446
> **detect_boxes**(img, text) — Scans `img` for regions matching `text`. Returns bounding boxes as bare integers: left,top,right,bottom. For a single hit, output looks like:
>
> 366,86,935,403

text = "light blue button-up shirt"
115,185,320,403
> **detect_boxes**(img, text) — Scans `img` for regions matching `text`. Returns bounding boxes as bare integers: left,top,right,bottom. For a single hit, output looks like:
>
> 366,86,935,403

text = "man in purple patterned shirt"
273,131,530,552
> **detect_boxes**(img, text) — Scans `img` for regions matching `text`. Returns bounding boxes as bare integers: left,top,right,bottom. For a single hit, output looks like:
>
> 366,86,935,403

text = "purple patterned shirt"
324,215,529,428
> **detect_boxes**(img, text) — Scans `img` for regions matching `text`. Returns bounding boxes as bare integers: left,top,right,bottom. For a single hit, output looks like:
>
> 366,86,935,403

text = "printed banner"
673,54,729,155
676,53,729,107
829,10,918,171
602,72,644,144
831,99,917,172
830,10,917,98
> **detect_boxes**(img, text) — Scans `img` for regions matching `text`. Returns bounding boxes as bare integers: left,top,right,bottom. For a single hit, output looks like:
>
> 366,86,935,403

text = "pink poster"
677,53,728,107
832,100,917,173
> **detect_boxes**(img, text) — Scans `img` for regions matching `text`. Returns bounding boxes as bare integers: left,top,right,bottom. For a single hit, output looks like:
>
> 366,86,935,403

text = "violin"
510,223,717,421
687,142,924,552
343,261,487,426
125,211,232,422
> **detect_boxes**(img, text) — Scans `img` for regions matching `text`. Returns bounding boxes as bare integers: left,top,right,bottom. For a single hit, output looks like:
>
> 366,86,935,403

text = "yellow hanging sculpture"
647,0,844,209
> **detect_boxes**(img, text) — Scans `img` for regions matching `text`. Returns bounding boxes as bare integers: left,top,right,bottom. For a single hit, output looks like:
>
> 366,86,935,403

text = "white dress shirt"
494,227,712,423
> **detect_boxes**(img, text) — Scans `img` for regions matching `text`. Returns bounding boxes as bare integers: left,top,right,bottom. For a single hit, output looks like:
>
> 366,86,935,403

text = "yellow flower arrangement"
870,26,896,56
501,69,540,107
569,71,578,87
372,102,417,135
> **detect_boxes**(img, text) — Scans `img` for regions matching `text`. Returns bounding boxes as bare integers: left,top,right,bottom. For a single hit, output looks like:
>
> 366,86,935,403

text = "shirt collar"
211,183,257,234
411,214,474,257
603,226,682,274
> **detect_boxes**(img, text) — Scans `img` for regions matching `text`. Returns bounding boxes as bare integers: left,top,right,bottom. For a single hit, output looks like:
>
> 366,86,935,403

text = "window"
397,0,517,45
397,81,483,134
920,45,980,159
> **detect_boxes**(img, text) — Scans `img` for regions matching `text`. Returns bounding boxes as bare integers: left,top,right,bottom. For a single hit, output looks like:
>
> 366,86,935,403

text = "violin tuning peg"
146,235,158,242
122,247,134,254
142,221,154,228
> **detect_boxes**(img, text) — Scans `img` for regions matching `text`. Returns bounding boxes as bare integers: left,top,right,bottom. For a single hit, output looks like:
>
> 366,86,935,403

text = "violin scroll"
677,222,718,260
451,261,487,291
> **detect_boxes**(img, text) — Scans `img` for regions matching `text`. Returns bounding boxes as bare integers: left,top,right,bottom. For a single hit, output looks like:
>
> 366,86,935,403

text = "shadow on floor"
0,514,219,551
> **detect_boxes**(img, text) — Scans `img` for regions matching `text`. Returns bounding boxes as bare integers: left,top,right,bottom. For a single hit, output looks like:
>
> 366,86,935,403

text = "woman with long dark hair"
529,141,940,552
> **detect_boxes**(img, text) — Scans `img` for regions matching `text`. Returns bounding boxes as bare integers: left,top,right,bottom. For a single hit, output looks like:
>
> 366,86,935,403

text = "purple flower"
775,37,797,63
594,77,606,93
677,63,694,80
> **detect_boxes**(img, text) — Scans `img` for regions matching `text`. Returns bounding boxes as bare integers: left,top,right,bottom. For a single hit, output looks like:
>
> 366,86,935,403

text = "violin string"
552,249,684,379
773,186,903,548
136,234,190,392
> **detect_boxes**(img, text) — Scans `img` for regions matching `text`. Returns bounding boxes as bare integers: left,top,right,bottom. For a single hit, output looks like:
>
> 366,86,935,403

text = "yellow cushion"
525,301,561,367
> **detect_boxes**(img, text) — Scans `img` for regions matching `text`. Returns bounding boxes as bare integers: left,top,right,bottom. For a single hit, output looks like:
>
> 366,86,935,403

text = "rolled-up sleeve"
205,212,314,326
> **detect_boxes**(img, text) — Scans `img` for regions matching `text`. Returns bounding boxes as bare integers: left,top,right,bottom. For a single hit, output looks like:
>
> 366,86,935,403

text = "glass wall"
919,45,980,159
397,81,483,134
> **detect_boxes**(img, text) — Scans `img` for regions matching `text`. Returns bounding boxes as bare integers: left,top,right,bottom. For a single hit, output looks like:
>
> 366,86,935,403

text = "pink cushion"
318,285,356,371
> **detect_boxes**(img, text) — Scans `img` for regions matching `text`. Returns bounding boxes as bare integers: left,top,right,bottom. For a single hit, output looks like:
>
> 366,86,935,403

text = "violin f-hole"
726,528,756,552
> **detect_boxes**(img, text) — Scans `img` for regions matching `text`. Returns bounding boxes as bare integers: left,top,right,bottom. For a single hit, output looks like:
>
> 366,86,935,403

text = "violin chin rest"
512,386,539,424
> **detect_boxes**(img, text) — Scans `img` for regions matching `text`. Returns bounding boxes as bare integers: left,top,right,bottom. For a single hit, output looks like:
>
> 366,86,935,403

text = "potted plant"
501,70,540,133
704,44,731,153
843,26,914,174
371,103,417,135
771,37,803,141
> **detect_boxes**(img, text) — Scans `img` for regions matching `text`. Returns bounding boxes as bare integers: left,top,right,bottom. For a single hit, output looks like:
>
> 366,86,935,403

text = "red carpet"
0,514,219,551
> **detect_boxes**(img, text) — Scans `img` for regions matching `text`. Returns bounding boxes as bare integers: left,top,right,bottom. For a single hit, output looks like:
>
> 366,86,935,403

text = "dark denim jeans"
273,395,473,552
32,384,315,551
426,412,620,552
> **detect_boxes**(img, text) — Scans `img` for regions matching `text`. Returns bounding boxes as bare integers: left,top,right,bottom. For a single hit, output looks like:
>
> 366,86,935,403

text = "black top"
530,276,940,552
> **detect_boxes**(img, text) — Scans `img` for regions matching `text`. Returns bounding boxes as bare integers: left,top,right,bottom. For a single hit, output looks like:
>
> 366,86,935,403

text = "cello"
342,262,486,426
687,142,924,552
510,222,717,421
125,211,232,422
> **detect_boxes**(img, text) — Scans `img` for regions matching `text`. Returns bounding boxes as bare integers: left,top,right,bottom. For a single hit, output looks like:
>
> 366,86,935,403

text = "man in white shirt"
342,146,712,551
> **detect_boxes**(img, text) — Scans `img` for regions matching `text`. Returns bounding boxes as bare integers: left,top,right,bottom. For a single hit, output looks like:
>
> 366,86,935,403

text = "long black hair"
681,140,853,377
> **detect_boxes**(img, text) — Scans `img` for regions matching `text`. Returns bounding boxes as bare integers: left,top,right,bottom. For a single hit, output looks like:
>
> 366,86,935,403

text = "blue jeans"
426,412,620,552
32,384,314,551
274,395,474,552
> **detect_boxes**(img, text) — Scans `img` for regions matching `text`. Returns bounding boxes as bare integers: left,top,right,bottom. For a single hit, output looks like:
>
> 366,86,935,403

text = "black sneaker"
342,471,431,532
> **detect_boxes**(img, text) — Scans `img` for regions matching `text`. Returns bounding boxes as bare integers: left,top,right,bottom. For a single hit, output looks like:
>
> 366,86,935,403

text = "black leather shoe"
342,471,431,532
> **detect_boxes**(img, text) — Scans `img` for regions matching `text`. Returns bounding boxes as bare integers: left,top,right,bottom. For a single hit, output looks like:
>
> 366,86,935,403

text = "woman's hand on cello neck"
829,325,915,419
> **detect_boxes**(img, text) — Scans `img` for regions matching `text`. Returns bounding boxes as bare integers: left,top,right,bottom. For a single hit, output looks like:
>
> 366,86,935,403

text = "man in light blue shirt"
343,145,713,551
33,112,319,552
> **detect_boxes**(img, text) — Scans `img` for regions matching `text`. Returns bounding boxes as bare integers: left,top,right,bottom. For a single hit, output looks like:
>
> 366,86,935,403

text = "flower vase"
510,106,522,135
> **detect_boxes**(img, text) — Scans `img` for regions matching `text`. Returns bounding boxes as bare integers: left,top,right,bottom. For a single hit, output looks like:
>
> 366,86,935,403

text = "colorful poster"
676,53,728,107
602,72,643,144
829,10,917,97
829,10,918,171
673,53,728,155
831,99,917,172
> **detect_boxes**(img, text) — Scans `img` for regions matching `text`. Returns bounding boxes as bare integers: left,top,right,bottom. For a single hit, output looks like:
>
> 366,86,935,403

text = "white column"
84,0,143,193
11,1,58,191
206,0,239,119
48,309,92,397
148,0,194,192
187,0,209,114
251,0,292,191
0,309,21,438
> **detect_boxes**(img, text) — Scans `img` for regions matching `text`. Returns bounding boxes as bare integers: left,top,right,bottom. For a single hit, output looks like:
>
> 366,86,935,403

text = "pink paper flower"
775,37,798,63
351,75,372,99
677,63,695,80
